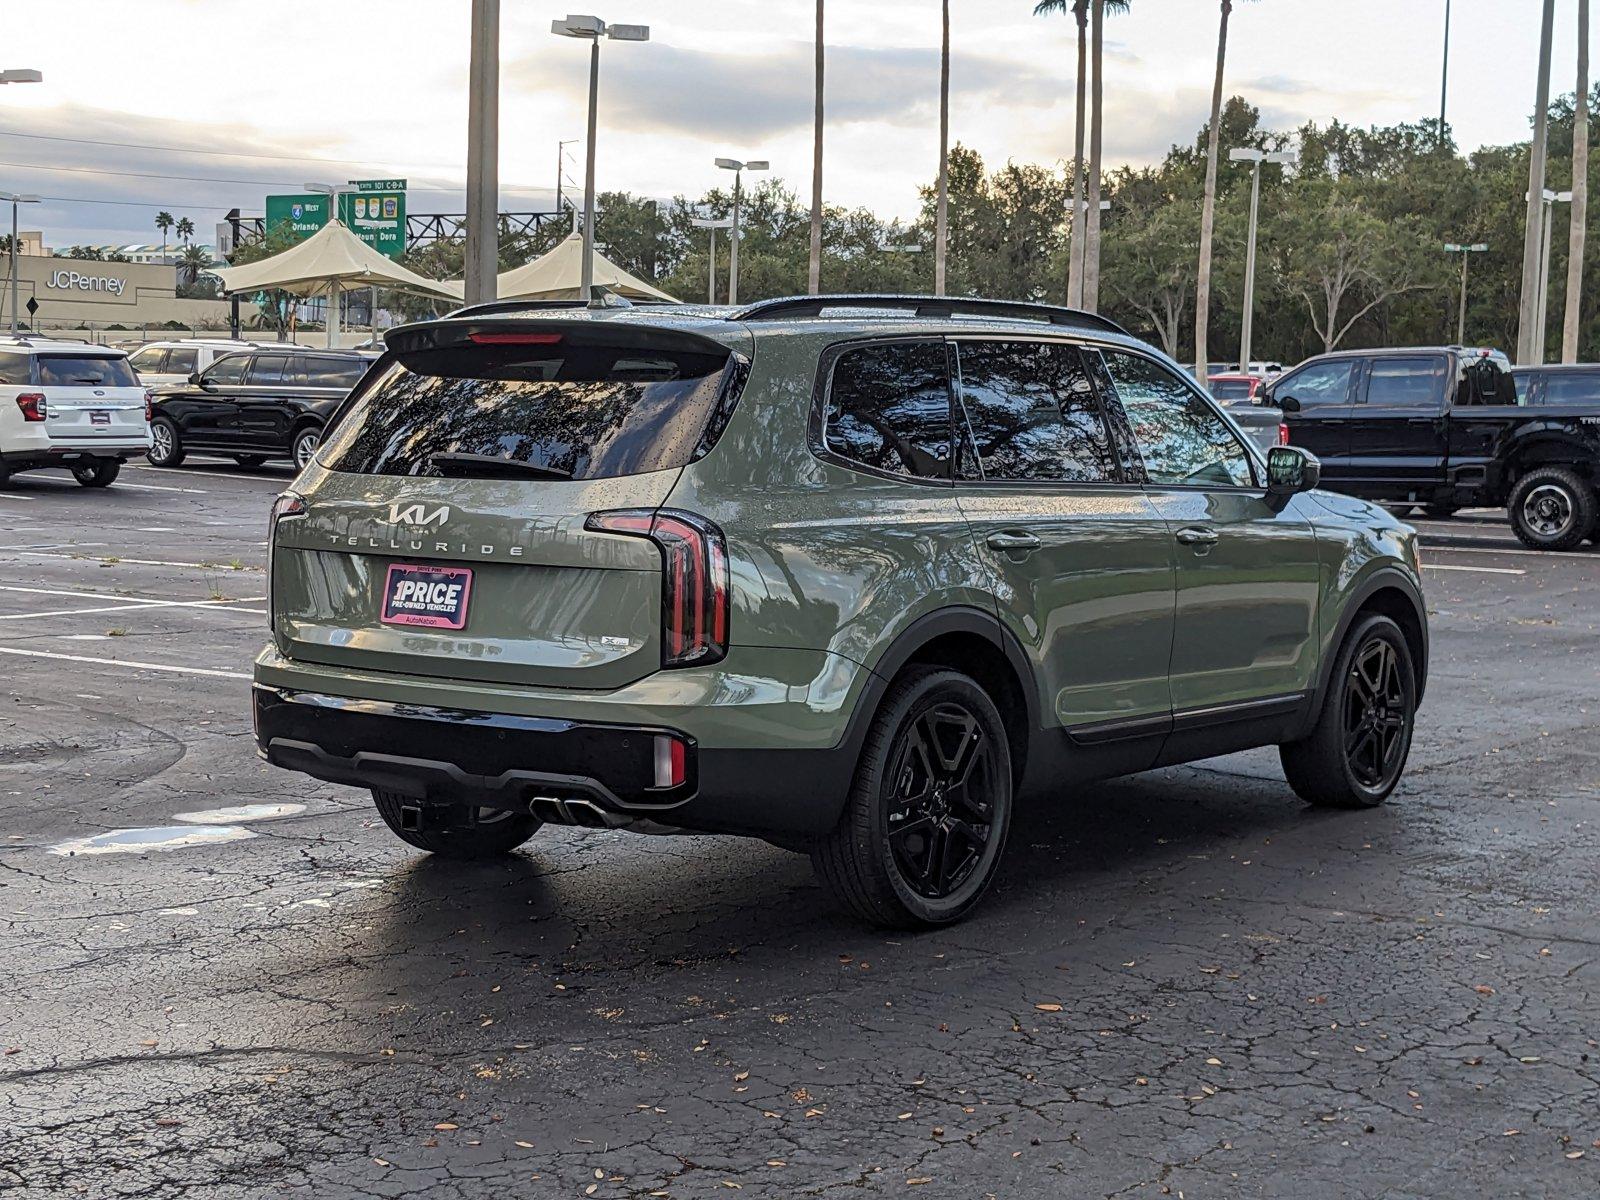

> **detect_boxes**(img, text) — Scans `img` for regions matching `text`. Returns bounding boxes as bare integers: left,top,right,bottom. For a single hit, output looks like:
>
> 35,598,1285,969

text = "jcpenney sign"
47,269,128,297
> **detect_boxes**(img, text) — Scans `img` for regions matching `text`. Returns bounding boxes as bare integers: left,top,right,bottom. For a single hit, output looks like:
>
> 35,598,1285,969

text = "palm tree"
178,243,212,288
1082,0,1130,312
1193,0,1233,380
175,216,195,247
808,0,825,295
154,211,174,265
1562,0,1588,362
1035,0,1090,305
935,0,951,296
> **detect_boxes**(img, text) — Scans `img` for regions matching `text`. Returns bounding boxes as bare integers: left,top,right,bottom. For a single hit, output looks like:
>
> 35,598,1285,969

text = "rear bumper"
251,644,872,841
3,442,149,468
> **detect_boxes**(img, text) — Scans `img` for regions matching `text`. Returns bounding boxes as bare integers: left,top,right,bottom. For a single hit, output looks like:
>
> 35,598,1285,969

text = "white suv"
126,338,259,386
0,337,151,488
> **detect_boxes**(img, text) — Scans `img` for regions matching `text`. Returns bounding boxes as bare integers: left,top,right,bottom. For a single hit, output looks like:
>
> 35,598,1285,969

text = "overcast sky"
1,0,1587,248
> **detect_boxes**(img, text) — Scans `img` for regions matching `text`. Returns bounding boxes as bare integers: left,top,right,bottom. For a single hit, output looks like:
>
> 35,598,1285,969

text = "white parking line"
0,599,267,621
133,465,288,485
1425,543,1597,561
113,480,208,495
0,550,264,571
1423,564,1526,575
0,646,249,680
0,584,265,607
0,494,34,502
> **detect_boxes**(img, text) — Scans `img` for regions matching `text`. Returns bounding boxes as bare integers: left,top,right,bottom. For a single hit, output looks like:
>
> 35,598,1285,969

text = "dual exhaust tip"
528,795,621,829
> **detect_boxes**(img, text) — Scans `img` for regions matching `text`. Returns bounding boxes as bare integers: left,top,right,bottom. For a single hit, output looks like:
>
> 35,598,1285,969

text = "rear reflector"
16,393,45,422
1277,423,1290,446
468,331,564,345
585,508,730,669
143,389,155,423
653,734,687,788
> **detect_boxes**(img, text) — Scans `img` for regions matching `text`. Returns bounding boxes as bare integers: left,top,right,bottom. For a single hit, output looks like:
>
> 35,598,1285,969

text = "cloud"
507,40,1063,141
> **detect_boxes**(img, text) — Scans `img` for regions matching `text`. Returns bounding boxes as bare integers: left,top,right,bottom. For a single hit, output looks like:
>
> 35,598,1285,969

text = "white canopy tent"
486,232,679,303
209,221,463,346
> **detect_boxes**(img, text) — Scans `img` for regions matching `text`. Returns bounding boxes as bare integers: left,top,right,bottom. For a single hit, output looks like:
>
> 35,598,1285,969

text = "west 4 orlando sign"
263,180,407,260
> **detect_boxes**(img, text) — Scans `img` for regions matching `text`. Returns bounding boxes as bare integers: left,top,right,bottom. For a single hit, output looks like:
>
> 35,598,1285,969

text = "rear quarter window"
0,352,31,385
318,340,737,481
823,340,953,479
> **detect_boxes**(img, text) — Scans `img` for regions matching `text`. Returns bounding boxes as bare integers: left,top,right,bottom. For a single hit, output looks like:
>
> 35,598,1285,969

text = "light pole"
1,192,41,335
465,0,500,308
1442,242,1488,345
691,216,733,304
305,182,354,347
1067,198,1110,309
714,158,768,305
0,69,43,85
556,138,580,221
1228,148,1294,372
552,14,650,305
1528,188,1572,364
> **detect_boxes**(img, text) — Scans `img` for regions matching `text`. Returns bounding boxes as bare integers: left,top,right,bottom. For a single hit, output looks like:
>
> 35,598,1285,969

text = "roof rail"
444,299,593,319
725,294,1131,337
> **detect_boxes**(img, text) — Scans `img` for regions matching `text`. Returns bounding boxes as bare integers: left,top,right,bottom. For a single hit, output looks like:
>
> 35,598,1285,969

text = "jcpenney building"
1,254,247,336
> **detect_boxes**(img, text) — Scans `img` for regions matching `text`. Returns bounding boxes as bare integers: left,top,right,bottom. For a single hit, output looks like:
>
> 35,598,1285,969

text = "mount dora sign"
46,269,128,297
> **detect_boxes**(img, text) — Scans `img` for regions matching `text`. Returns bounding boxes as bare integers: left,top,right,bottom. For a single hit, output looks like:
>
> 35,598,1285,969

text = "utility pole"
1563,0,1590,363
934,0,950,297
1439,0,1451,146
1517,0,1556,364
808,0,824,295
464,0,500,307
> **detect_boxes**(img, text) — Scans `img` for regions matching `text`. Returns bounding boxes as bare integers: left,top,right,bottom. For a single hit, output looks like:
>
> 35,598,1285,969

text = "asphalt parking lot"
2,464,1597,1199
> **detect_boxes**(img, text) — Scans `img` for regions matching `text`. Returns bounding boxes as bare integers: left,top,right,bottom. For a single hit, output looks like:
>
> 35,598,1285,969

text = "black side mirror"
1266,445,1321,506
1277,394,1301,413
189,371,207,387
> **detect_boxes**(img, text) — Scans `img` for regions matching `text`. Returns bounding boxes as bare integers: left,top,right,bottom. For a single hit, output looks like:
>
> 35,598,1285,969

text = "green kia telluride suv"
254,295,1427,927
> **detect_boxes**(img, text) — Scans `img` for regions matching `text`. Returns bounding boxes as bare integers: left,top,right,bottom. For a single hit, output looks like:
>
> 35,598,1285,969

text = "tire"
71,459,121,488
234,455,267,468
1507,465,1597,550
1421,504,1458,520
1280,614,1417,809
147,417,185,467
372,790,541,859
291,426,321,471
811,667,1013,928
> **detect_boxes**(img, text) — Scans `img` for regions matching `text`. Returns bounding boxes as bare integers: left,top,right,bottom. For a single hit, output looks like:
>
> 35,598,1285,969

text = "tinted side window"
205,354,248,385
0,352,32,385
1541,372,1600,405
1279,360,1355,407
165,348,199,375
823,341,952,480
127,346,165,372
248,355,289,385
304,356,366,387
955,341,1117,482
1365,356,1447,407
1101,350,1254,488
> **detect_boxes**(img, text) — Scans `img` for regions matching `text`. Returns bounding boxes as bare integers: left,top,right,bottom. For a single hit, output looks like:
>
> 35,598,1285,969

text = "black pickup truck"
1265,346,1600,549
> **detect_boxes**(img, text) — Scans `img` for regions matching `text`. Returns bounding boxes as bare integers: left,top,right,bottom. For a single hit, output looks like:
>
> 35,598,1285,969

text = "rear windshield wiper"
429,452,574,480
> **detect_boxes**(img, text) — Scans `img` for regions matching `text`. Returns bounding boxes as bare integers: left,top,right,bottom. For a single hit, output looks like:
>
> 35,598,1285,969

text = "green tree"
175,216,195,246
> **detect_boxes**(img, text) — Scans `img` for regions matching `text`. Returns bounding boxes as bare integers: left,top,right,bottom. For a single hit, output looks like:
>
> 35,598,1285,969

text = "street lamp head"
691,217,733,229
0,69,43,85
606,23,649,41
1265,151,1297,166
745,161,770,172
0,192,40,204
552,14,605,37
1469,243,1488,252
714,158,742,171
1228,148,1264,163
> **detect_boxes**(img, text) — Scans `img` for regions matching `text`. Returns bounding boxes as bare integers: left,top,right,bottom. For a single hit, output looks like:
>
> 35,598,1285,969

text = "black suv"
1267,346,1600,548
147,347,377,470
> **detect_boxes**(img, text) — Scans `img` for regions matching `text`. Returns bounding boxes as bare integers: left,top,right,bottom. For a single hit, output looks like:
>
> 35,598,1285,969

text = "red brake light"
468,331,564,345
653,734,688,788
16,393,45,422
143,388,155,422
1277,423,1290,446
585,508,730,669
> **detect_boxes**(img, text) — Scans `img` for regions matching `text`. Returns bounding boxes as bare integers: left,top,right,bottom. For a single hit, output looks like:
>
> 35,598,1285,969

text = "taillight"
1277,423,1290,446
267,493,307,633
585,508,730,669
143,389,155,422
16,393,45,422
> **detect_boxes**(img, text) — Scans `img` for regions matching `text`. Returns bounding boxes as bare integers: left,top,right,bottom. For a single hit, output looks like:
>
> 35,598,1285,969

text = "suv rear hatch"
34,352,147,442
270,318,750,690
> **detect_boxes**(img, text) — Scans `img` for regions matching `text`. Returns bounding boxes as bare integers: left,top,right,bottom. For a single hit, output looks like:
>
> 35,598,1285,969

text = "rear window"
1209,379,1254,401
1458,355,1518,406
36,355,138,388
318,341,736,480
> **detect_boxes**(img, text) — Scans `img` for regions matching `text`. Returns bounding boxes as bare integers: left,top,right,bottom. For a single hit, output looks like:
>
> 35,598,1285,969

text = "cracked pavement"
1,465,1597,1198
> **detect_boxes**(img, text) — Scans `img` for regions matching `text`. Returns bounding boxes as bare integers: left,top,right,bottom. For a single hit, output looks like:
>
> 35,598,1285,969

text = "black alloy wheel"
1341,636,1408,791
885,702,999,900
813,666,1013,927
1280,613,1417,809
1507,465,1597,550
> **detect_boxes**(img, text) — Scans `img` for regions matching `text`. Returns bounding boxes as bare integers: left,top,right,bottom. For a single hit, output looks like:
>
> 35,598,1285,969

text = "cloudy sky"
2,0,1587,248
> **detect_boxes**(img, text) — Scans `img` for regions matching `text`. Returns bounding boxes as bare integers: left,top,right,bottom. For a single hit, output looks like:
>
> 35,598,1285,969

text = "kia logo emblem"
386,502,450,526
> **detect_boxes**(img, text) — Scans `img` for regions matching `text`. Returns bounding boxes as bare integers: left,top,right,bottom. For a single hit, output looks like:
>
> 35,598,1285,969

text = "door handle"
1174,526,1220,546
985,530,1042,552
